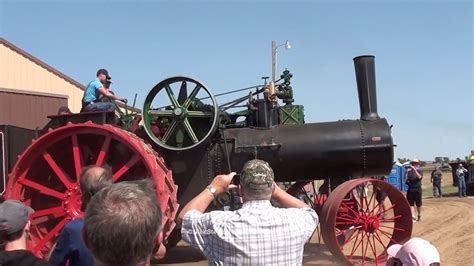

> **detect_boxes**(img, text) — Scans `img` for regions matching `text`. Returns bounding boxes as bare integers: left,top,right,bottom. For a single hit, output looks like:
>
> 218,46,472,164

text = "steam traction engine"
2,55,412,265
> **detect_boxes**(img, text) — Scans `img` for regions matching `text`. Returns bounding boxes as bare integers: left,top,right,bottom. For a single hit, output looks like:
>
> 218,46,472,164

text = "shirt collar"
241,200,272,209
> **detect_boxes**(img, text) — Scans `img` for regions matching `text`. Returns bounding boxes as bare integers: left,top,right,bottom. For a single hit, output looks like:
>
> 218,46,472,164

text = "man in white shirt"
179,159,318,265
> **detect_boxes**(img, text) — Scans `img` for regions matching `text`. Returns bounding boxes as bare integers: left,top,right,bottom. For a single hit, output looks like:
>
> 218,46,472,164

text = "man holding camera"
456,163,468,198
178,159,318,265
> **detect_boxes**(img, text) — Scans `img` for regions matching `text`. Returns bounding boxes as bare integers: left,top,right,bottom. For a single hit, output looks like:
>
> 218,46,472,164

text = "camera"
232,174,241,186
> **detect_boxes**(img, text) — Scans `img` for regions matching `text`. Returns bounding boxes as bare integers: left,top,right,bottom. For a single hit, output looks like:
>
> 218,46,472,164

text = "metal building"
0,38,84,129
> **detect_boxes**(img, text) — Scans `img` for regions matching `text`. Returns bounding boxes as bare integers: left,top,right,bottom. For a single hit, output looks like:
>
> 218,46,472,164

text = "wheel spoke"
351,231,366,259
30,206,66,221
366,233,377,261
161,120,179,144
112,154,140,182
149,109,174,117
373,231,387,251
378,224,397,230
336,216,358,223
350,190,364,213
31,217,69,254
349,230,361,259
165,85,180,108
377,229,399,243
372,234,378,263
42,151,73,188
365,187,376,214
377,203,397,216
187,111,214,118
379,214,402,223
96,135,112,166
367,196,381,216
340,226,363,246
182,118,199,143
363,231,370,263
178,81,188,105
71,134,82,183
341,201,361,218
183,84,201,108
19,179,64,200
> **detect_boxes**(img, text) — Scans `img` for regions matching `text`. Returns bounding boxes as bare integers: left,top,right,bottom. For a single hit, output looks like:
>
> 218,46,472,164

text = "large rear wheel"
5,122,178,258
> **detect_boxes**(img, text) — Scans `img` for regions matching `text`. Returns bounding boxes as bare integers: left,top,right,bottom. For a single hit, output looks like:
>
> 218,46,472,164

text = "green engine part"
278,105,305,125
276,69,295,105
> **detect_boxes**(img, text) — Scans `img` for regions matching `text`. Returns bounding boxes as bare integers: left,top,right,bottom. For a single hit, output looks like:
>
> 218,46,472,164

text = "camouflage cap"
241,159,274,190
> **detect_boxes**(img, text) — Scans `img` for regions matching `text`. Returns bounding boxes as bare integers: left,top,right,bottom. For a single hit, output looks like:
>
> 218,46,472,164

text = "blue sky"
1,0,472,160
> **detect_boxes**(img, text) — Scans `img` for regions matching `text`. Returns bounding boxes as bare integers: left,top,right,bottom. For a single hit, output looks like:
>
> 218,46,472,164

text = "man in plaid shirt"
179,159,318,265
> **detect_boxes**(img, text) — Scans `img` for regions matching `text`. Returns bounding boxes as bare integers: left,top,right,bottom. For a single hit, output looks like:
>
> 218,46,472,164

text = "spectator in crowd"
405,159,423,222
456,163,468,198
387,237,440,266
50,165,113,266
375,176,388,216
57,106,72,115
430,166,443,198
83,180,162,266
81,69,127,112
0,200,50,266
179,159,318,265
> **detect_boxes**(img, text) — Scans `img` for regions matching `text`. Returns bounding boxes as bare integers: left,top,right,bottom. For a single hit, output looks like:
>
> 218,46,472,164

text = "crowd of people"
0,165,165,266
1,157,447,265
0,159,319,265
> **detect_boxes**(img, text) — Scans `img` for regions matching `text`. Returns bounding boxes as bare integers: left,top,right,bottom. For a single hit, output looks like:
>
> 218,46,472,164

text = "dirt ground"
160,172,474,265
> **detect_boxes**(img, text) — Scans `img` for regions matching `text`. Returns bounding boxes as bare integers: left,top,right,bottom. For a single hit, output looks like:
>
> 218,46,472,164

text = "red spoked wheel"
286,181,329,244
285,181,328,214
320,178,412,265
4,122,178,258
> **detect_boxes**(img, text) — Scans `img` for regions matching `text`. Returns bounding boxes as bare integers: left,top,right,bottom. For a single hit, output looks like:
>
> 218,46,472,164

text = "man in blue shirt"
81,69,127,112
49,165,113,266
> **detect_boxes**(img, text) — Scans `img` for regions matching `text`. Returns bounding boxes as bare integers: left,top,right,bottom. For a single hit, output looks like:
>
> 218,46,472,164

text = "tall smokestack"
353,55,380,121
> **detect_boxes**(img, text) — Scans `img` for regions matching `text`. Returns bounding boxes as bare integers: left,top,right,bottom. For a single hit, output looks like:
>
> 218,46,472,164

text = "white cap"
387,237,440,266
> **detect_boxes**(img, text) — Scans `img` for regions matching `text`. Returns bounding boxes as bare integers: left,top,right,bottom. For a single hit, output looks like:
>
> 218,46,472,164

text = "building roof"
0,38,141,112
0,37,86,90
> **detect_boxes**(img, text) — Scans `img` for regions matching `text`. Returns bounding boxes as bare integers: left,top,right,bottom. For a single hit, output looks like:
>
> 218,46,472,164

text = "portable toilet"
387,164,401,190
386,162,407,192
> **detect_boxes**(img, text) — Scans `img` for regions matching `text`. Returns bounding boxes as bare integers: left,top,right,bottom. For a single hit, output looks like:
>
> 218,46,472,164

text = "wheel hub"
63,185,82,218
363,215,380,233
173,107,184,117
